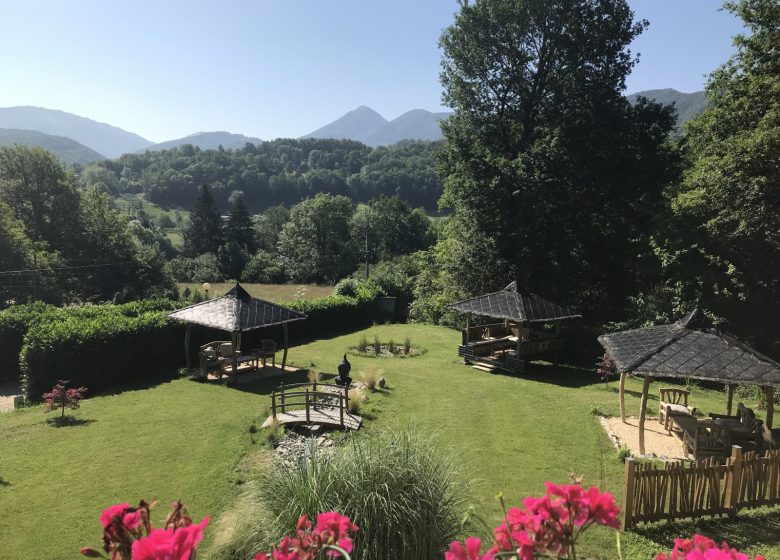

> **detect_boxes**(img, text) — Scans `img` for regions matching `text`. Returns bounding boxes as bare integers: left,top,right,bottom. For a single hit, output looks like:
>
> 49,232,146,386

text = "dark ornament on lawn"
336,354,352,387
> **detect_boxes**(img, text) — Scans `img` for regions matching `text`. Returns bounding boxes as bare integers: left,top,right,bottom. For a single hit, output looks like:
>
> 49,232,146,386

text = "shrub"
616,446,631,463
307,369,322,383
361,367,382,392
0,302,59,382
285,287,380,342
387,338,397,355
347,388,363,414
333,278,360,298
242,251,286,284
215,430,467,560
20,309,184,401
163,253,222,283
262,419,285,448
356,335,368,353
372,335,381,355
403,336,412,355
43,380,87,420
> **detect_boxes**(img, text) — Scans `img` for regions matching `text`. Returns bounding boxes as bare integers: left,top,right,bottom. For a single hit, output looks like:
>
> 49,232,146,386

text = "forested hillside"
85,138,443,212
0,128,105,165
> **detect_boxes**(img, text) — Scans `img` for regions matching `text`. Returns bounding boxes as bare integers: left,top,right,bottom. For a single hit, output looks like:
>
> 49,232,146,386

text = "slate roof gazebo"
167,283,306,381
448,282,581,373
599,308,780,454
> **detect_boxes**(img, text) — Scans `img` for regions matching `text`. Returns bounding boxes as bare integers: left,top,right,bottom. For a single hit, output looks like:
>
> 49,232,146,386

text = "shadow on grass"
488,361,602,388
631,507,780,551
0,477,9,486
45,416,95,428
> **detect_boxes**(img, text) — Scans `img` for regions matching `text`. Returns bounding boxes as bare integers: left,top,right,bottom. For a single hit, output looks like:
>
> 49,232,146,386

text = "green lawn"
1,324,778,559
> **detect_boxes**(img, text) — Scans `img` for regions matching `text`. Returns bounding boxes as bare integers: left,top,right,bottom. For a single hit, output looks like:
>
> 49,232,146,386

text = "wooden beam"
638,375,651,455
765,386,775,429
726,384,736,416
282,322,289,371
465,314,471,344
230,331,239,383
619,371,627,423
184,323,192,372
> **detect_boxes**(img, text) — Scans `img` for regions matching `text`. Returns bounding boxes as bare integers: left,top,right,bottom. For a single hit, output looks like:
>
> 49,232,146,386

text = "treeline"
0,146,175,305
166,186,435,284
81,138,444,212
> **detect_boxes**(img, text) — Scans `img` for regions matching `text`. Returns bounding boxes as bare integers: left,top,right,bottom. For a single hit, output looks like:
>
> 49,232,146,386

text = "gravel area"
600,415,688,460
0,381,21,413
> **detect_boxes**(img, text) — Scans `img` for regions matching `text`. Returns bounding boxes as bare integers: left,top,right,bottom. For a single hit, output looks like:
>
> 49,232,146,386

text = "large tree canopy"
654,0,780,355
430,0,677,324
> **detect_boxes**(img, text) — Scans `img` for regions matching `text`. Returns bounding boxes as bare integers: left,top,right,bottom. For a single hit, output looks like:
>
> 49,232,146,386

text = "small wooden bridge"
262,382,362,431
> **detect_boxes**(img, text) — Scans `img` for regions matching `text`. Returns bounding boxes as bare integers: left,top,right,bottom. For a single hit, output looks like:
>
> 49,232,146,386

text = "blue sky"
0,1,744,142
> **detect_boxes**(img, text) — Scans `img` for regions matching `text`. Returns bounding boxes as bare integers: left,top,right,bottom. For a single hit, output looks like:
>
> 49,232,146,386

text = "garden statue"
336,354,352,387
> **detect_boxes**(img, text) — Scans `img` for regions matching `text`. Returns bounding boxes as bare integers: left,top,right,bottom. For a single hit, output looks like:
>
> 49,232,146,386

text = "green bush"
285,283,380,342
333,278,360,297
242,251,286,284
20,309,184,401
163,253,223,283
0,302,60,382
213,429,467,560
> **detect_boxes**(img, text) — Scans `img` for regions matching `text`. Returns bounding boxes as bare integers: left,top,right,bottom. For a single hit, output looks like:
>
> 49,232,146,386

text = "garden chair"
254,339,277,368
710,403,764,449
659,388,695,431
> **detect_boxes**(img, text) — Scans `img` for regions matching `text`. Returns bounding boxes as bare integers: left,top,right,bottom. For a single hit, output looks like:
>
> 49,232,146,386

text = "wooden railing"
623,446,780,529
271,382,350,428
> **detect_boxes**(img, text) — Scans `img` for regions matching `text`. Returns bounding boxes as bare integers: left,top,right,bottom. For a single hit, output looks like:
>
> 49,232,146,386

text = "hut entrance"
448,282,581,374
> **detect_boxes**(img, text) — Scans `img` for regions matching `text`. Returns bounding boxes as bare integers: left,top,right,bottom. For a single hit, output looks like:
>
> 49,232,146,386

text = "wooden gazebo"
448,281,581,373
167,283,306,381
599,308,780,454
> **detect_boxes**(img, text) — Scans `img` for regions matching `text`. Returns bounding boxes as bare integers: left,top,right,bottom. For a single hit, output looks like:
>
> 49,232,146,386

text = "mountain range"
0,89,708,164
301,106,450,146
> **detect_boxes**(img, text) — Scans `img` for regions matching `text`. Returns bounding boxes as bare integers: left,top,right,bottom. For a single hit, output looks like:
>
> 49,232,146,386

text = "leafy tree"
42,380,87,421
164,253,222,283
0,145,82,254
654,0,780,354
217,240,249,281
277,193,355,282
255,205,290,252
183,185,223,256
433,0,677,325
224,192,255,252
242,250,286,283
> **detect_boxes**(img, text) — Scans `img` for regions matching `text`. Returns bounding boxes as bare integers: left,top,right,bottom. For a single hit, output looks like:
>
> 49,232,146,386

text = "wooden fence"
622,446,780,529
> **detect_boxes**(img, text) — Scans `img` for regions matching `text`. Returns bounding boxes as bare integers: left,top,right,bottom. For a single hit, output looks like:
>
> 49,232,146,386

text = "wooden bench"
710,403,764,449
659,388,695,432
683,422,730,461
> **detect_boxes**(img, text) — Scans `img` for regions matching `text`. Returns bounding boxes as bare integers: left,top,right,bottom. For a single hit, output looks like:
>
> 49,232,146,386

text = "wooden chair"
684,423,730,461
198,340,230,378
659,388,695,431
710,403,764,449
254,339,277,368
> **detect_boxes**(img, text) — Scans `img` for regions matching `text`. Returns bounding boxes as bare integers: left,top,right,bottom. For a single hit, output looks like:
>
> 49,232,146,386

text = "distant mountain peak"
0,106,152,157
140,131,263,153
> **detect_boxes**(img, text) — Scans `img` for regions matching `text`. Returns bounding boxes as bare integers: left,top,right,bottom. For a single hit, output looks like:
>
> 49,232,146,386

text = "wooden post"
282,322,289,371
272,393,277,419
726,384,736,416
765,387,775,429
305,388,310,423
621,458,636,530
340,393,345,427
619,371,627,423
312,380,318,411
465,314,471,344
230,331,239,383
638,375,651,455
280,382,285,412
724,445,743,515
184,324,192,372
344,385,349,416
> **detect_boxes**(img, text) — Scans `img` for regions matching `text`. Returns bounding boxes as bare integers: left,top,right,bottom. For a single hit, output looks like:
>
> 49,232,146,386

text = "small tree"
43,380,87,420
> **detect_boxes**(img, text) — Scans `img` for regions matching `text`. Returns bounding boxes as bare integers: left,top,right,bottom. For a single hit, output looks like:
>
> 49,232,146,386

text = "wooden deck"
262,409,362,430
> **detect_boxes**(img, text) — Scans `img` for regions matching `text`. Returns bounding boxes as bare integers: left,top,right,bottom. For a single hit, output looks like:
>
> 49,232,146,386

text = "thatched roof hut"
598,308,780,453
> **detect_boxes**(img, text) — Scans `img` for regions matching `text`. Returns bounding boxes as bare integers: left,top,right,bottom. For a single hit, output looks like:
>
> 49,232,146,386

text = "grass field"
1,324,778,559
176,282,334,301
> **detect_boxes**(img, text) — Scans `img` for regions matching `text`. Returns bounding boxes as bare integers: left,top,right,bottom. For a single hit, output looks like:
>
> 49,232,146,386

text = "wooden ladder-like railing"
271,382,351,427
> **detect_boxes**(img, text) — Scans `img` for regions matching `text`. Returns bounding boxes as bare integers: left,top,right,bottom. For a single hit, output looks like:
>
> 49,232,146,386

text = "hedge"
0,302,59,382
16,289,381,402
20,311,184,401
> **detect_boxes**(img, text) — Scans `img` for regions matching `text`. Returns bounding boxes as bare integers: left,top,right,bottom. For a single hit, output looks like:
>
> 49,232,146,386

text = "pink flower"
445,537,487,560
314,512,359,556
654,534,765,560
131,516,209,560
